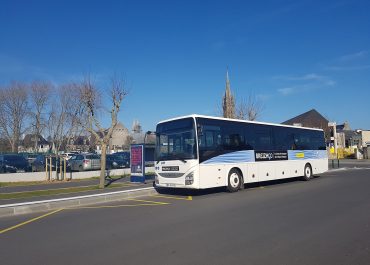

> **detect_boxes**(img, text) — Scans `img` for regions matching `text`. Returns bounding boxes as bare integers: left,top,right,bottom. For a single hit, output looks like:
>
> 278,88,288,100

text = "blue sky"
1,0,369,132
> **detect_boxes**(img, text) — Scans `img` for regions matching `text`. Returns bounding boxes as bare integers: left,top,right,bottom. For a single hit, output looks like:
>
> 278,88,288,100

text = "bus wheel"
302,163,312,181
227,169,241,192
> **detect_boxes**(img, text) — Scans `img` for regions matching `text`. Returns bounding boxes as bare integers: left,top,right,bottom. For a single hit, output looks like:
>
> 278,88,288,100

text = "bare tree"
236,93,264,121
123,134,134,150
0,138,11,152
29,81,51,152
78,75,127,189
47,83,84,154
0,82,29,153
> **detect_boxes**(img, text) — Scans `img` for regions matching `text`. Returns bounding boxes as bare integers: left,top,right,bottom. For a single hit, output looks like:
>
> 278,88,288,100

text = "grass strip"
0,183,130,200
0,174,129,188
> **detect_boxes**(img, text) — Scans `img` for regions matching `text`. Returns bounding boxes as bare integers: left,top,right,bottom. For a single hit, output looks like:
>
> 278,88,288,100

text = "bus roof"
157,114,324,132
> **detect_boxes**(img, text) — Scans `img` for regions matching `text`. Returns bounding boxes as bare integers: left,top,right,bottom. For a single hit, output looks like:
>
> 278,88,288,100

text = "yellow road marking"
1,194,192,235
0,208,63,235
152,195,193,201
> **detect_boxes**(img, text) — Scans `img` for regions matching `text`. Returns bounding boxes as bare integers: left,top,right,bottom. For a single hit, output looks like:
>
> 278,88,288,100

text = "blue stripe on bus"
288,150,327,160
201,150,327,165
201,150,255,164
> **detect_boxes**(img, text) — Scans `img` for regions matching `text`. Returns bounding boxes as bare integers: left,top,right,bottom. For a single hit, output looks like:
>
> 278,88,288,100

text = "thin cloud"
0,54,56,84
325,80,336,86
338,50,368,62
256,93,272,101
278,87,296,95
274,73,326,81
324,65,370,71
276,73,336,96
322,50,369,72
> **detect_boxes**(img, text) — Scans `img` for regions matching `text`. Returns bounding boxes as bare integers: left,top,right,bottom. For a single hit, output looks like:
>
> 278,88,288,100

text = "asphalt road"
1,168,370,265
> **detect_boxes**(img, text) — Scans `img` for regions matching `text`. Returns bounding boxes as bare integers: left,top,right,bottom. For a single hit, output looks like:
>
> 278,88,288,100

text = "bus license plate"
162,166,179,171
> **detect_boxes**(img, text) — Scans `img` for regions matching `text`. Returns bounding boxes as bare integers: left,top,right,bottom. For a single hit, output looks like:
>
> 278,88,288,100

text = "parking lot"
1,165,370,265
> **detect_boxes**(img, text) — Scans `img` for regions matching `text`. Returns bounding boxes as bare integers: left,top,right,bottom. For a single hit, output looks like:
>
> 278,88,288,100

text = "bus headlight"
185,171,194,185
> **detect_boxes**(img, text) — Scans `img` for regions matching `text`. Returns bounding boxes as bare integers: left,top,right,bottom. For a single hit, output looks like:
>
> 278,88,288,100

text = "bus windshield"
156,118,197,161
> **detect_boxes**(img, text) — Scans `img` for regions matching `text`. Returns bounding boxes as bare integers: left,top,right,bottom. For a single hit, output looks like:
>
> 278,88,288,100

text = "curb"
0,187,157,218
328,167,347,172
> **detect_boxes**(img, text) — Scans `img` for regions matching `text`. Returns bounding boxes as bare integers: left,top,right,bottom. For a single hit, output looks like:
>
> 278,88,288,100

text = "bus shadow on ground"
154,185,226,197
245,176,317,189
154,176,322,197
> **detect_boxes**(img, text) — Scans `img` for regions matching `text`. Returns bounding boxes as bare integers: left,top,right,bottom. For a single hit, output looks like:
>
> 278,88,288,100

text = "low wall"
0,167,154,182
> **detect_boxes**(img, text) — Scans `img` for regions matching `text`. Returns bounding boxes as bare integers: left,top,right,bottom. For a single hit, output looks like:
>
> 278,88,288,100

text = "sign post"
130,144,145,183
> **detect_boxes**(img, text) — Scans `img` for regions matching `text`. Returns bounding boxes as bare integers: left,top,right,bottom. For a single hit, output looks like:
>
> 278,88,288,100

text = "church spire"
225,67,231,95
222,67,235,119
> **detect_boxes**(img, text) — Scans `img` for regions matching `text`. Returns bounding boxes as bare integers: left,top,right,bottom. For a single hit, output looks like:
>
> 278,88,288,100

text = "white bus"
154,114,328,192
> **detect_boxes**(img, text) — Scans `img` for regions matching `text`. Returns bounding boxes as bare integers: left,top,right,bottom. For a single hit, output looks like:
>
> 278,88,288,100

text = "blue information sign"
130,144,145,183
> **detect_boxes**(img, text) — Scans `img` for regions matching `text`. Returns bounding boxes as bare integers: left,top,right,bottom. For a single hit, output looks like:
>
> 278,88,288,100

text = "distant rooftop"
282,109,329,128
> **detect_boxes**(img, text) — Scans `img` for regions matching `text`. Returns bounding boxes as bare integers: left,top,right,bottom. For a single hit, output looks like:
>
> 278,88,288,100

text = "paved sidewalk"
328,158,370,169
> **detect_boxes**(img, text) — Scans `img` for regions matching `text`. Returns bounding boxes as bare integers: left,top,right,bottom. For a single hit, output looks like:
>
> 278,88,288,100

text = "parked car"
68,153,101,171
0,154,31,173
106,152,130,169
63,152,79,161
21,153,39,166
32,155,60,172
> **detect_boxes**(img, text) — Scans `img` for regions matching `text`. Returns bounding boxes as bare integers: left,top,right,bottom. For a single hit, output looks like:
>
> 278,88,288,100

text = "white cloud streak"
338,50,368,62
277,87,296,95
322,50,369,72
275,73,336,96
274,73,326,81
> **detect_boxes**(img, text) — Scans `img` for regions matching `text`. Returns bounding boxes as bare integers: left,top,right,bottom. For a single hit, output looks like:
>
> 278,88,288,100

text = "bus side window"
254,128,272,150
205,131,215,148
288,133,296,150
291,138,297,150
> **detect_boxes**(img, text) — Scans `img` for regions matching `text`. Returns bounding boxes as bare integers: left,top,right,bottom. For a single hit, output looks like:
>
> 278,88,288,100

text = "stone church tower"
222,69,235,119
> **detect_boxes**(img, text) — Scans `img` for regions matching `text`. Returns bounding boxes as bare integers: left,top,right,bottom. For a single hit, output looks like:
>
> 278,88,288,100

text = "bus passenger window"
205,131,214,147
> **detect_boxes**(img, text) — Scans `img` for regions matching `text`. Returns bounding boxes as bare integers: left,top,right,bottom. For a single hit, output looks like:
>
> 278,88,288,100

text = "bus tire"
227,168,242,192
302,163,313,181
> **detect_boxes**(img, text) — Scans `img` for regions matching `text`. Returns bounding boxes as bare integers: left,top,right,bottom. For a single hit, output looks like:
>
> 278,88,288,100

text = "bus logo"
255,151,288,161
